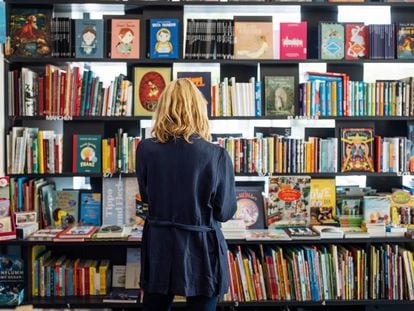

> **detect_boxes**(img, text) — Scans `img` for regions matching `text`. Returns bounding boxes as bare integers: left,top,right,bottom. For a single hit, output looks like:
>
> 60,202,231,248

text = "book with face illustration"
75,17,104,58
149,18,179,59
110,17,140,59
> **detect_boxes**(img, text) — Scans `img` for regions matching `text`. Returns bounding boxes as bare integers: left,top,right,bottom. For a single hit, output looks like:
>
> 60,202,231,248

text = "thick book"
72,134,102,173
345,24,369,60
319,22,345,60
75,16,104,58
397,23,414,59
341,128,374,172
234,186,265,229
79,192,102,226
279,22,307,60
0,255,24,305
110,17,140,59
149,18,179,59
310,179,337,226
264,76,295,116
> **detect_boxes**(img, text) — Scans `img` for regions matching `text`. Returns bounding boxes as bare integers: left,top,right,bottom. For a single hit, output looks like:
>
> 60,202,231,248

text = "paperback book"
55,190,79,227
0,255,24,305
149,18,179,59
397,23,414,59
79,192,102,226
345,24,368,60
363,196,391,225
279,22,307,60
75,16,104,58
389,190,414,228
264,76,295,116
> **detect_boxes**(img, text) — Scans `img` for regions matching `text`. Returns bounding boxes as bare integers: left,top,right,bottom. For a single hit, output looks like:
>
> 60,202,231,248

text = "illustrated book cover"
264,76,295,116
79,192,102,226
310,179,337,226
397,23,414,59
234,186,265,230
75,16,104,58
363,196,391,225
72,134,102,173
345,23,368,60
284,227,320,239
389,190,414,228
267,176,311,228
319,22,345,60
133,67,171,116
9,8,52,57
56,224,98,238
110,17,140,59
55,190,79,227
234,16,274,60
0,255,24,305
341,128,375,172
149,18,179,59
279,22,307,60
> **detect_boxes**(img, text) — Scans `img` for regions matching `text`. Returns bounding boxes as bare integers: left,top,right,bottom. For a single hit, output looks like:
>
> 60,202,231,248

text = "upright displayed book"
345,24,368,60
72,134,102,173
55,190,79,226
110,17,140,59
176,71,211,115
79,192,102,226
279,22,307,60
234,16,273,59
125,248,140,289
319,22,345,60
149,18,179,59
310,179,337,226
234,186,265,229
397,23,414,59
0,255,24,305
363,196,391,225
390,190,414,228
75,14,104,58
267,176,311,228
264,76,295,116
341,128,375,172
133,67,171,116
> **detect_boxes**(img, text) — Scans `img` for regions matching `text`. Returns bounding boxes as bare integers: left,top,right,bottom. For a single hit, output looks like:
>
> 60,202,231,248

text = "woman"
136,78,237,311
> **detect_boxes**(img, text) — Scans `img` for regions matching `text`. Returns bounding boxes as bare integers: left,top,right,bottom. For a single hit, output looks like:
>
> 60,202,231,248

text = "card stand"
0,211,17,241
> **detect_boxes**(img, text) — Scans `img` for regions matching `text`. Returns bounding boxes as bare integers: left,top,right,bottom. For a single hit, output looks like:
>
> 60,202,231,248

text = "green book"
73,134,101,173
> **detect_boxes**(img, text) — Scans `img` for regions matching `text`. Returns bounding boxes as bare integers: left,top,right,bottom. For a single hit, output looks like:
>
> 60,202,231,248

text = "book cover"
176,71,211,114
103,178,125,225
0,255,24,305
341,128,374,172
112,265,126,288
234,186,265,230
310,179,337,226
345,24,368,60
397,23,414,59
79,192,101,226
96,225,129,238
234,16,274,60
267,176,311,228
389,190,414,228
244,229,291,241
363,196,391,225
75,17,104,58
125,248,140,289
0,3,5,44
0,217,12,233
279,22,307,60
110,18,140,59
284,227,320,239
149,18,179,59
133,67,171,116
320,22,345,60
264,76,295,116
57,224,98,238
55,190,79,227
9,8,52,57
337,197,363,227
73,134,102,173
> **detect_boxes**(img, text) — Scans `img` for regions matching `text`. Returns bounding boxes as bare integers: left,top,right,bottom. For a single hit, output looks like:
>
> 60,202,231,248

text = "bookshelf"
3,0,414,310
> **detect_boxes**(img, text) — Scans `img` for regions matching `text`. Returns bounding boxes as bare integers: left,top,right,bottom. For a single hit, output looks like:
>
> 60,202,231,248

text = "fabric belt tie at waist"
146,218,213,233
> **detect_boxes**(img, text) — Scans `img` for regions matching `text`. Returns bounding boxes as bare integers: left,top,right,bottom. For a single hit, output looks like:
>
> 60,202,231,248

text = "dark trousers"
143,292,218,311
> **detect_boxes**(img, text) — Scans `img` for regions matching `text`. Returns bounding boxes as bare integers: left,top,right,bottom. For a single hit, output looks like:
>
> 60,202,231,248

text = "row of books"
375,136,414,173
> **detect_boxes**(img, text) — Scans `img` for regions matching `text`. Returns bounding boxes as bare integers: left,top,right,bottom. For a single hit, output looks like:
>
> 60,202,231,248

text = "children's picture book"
75,16,104,58
57,224,98,239
9,8,52,57
96,225,130,239
234,186,265,230
284,227,320,239
336,197,363,227
345,24,368,60
310,179,337,226
341,128,375,172
389,190,414,228
55,190,79,227
397,23,414,59
0,217,12,233
79,192,102,226
363,196,391,225
133,67,171,116
264,76,295,116
27,228,63,240
0,255,24,305
110,17,140,59
279,22,307,60
245,229,291,241
234,16,274,60
72,134,102,173
149,18,179,59
319,22,345,60
267,176,311,228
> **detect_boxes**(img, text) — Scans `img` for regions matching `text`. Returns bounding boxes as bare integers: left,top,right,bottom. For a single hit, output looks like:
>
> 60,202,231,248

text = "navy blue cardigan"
135,136,237,297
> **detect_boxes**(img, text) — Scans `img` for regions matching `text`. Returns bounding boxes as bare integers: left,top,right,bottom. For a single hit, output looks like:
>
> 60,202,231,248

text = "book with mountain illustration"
341,128,374,172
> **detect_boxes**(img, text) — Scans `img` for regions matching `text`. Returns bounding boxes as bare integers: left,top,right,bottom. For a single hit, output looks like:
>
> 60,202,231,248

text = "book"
267,176,311,228
57,224,98,239
125,248,140,289
112,265,126,287
0,255,24,305
110,17,140,59
341,128,375,172
342,227,370,238
28,228,63,240
345,24,368,60
72,134,102,173
312,225,344,239
363,196,391,225
397,23,414,59
337,197,364,227
75,15,104,58
133,67,171,116
0,216,12,233
9,8,52,57
149,18,179,59
244,229,291,241
79,192,102,226
389,190,414,228
234,16,273,59
234,186,265,229
310,179,337,226
264,76,295,116
95,225,130,239
55,190,79,227
319,22,345,60
103,288,140,303
279,22,307,60
284,227,320,240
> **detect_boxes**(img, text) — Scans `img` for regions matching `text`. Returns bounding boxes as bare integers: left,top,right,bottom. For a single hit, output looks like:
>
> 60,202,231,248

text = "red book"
375,135,382,172
280,22,307,60
345,24,369,60
38,76,45,116
72,134,77,173
265,255,277,300
60,71,66,116
84,263,89,296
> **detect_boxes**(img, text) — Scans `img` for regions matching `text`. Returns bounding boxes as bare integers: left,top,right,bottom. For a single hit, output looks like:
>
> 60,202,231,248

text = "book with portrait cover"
110,17,140,59
72,134,102,173
133,67,171,116
0,255,24,305
310,179,337,226
75,16,104,58
234,16,274,60
264,76,295,116
319,22,345,60
279,22,307,60
9,8,52,57
341,128,374,172
149,18,179,59
397,23,414,59
345,24,369,60
234,186,265,229
177,71,211,115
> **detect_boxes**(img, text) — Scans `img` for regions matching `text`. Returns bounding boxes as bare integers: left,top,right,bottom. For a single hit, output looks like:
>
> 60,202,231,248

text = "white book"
229,77,237,116
125,248,141,289
126,83,133,116
249,77,255,117
107,81,115,116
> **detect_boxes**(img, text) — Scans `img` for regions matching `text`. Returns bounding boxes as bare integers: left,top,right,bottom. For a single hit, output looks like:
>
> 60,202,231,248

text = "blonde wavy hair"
152,78,210,143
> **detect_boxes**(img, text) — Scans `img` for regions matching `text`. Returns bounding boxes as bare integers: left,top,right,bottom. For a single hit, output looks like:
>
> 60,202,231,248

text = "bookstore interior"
2,0,414,310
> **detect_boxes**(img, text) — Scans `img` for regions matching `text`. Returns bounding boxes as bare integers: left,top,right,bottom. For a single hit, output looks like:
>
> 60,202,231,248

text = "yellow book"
32,246,47,297
102,139,107,173
306,142,311,173
38,131,44,173
99,260,111,295
89,261,98,295
331,81,337,116
243,258,255,301
267,137,274,174
310,179,336,226
278,139,283,173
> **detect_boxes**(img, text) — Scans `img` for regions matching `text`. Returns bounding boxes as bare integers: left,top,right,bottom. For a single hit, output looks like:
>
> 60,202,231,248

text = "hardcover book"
337,197,363,227
341,128,374,172
55,190,79,227
267,176,311,228
73,134,102,173
234,186,265,229
234,16,274,60
264,76,295,116
284,227,320,239
397,23,414,59
345,24,368,60
57,224,98,238
133,67,171,116
75,16,104,58
363,196,391,225
79,192,102,226
149,18,179,59
389,190,414,228
9,8,52,57
310,179,337,226
279,22,307,60
319,22,345,60
0,255,24,305
110,17,140,59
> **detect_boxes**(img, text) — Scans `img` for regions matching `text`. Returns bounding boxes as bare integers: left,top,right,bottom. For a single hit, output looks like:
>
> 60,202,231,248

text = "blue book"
0,255,24,305
149,19,179,59
79,192,102,226
0,3,5,44
17,177,28,212
255,80,262,116
75,16,104,58
177,72,211,115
